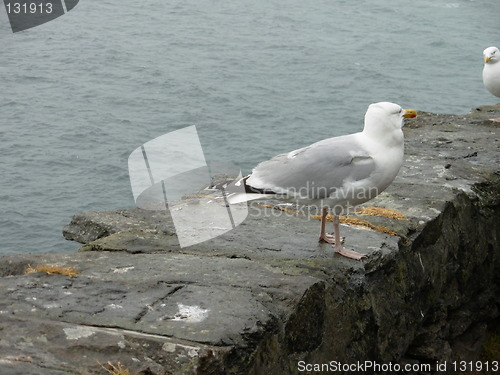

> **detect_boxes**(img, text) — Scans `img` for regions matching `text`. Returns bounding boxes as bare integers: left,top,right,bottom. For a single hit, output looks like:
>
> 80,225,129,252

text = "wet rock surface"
1,106,499,374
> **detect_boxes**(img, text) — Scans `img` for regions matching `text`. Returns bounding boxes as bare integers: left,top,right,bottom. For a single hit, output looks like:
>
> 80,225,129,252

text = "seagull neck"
362,127,403,148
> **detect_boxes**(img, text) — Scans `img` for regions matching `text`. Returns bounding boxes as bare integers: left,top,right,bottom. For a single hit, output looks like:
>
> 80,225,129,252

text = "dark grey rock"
1,106,499,374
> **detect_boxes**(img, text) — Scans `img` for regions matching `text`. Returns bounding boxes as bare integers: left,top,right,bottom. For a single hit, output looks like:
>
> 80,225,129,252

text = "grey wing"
247,134,376,198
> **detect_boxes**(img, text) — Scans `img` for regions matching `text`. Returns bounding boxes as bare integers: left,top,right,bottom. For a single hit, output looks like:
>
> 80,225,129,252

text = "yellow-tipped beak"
485,56,492,63
403,109,417,118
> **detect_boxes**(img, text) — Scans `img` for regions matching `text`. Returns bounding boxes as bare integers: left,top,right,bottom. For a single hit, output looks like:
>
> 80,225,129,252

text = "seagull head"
362,102,416,146
364,101,416,130
483,46,499,64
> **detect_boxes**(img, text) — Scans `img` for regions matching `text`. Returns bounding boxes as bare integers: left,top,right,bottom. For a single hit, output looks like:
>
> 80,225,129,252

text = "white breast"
483,63,500,98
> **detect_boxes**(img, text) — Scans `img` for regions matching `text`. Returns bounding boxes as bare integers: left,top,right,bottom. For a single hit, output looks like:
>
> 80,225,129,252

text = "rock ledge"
0,106,499,374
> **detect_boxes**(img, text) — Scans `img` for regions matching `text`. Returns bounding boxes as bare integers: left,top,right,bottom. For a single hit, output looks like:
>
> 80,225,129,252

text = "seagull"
482,46,500,122
226,102,417,260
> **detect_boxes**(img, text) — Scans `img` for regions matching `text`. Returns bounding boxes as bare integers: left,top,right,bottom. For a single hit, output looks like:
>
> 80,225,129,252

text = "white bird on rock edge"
225,102,417,260
483,46,500,122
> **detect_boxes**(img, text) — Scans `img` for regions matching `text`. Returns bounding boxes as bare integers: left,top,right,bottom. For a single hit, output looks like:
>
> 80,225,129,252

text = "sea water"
0,0,498,254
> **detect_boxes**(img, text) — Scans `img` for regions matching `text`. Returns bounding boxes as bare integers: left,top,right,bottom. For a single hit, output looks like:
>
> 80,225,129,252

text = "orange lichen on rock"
257,203,400,236
25,264,79,277
339,216,399,236
99,361,131,375
310,213,399,236
356,206,407,220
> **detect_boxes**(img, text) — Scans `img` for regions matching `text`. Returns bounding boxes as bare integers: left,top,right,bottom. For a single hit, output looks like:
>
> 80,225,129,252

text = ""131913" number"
6,2,53,14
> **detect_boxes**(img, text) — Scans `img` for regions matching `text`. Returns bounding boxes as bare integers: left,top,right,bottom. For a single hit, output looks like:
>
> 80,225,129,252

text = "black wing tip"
211,175,277,195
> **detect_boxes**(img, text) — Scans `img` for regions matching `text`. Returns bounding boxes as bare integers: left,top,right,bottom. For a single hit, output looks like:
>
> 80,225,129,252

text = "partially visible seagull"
482,46,500,122
226,102,417,260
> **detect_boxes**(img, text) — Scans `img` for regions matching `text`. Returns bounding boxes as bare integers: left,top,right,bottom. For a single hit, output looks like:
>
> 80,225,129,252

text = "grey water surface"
0,0,498,254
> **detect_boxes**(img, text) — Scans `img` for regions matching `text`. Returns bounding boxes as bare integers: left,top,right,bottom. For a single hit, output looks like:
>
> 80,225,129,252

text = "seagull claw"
335,247,366,260
319,234,345,245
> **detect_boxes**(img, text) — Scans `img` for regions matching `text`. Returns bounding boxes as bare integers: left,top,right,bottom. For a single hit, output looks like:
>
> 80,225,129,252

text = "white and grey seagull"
483,46,500,122
225,102,417,260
